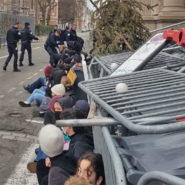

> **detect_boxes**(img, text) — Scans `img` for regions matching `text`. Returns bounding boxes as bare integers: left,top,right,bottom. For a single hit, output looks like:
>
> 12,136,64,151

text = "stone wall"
138,0,185,31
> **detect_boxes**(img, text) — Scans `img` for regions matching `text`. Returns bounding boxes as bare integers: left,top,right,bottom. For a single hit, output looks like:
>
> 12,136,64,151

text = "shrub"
35,24,54,36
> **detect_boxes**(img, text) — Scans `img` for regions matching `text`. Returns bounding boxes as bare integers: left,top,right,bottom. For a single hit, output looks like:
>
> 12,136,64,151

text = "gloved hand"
56,41,61,45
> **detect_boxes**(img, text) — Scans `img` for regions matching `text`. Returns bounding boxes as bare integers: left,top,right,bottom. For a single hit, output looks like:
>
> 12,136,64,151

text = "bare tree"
38,0,57,25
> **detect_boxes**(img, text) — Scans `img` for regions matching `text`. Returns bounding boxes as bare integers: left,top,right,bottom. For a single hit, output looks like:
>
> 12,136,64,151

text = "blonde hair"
65,176,90,185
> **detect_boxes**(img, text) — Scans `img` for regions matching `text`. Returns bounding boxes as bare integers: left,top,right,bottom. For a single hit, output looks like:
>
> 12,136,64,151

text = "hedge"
35,24,55,36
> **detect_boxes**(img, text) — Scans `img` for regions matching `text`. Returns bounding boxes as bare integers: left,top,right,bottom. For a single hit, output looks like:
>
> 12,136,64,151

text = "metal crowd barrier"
137,171,185,185
79,68,185,134
89,51,185,78
56,119,127,185
150,20,185,34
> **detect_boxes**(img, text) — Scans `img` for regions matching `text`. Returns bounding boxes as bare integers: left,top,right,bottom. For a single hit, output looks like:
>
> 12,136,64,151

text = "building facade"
138,0,185,31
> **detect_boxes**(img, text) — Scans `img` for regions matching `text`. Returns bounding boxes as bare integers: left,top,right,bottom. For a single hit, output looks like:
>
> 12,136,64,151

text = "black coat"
72,67,87,102
45,33,60,49
21,27,38,44
6,26,20,46
67,133,94,160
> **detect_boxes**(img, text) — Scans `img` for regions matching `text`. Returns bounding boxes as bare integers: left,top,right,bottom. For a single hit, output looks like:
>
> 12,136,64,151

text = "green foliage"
35,24,54,36
91,0,151,56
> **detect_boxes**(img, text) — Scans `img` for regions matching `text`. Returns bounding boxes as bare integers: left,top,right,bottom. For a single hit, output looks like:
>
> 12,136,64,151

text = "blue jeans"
27,89,45,106
35,147,48,162
28,77,46,93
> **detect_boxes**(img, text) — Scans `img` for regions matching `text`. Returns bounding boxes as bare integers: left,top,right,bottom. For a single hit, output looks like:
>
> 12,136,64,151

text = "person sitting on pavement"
39,76,72,116
69,54,88,102
36,109,94,185
24,65,52,93
73,100,90,119
19,83,65,107
77,152,105,185
38,124,77,185
44,95,74,125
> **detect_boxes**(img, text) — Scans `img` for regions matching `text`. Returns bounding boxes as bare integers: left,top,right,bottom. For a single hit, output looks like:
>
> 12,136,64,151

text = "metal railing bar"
102,127,127,185
150,20,185,33
137,171,185,185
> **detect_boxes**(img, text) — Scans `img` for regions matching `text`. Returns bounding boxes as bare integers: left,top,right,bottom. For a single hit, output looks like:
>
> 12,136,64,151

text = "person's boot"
19,62,24,67
23,85,30,93
27,162,37,173
29,63,34,66
13,68,21,72
3,66,6,71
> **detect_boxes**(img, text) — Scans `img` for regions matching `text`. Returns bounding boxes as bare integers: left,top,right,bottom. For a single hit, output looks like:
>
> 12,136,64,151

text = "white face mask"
61,127,67,135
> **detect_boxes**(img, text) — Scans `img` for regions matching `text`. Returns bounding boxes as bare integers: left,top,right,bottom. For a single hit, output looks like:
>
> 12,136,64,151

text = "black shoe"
19,101,31,107
23,85,30,92
19,63,24,67
29,63,34,66
13,69,21,72
35,148,39,155
3,66,6,71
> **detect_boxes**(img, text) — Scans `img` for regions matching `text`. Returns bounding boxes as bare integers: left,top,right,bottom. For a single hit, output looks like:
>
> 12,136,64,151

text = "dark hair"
59,109,85,134
78,152,105,185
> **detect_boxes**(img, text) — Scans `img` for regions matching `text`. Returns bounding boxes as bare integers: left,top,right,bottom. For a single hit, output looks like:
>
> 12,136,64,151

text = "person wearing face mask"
44,95,74,125
77,152,105,185
36,109,94,185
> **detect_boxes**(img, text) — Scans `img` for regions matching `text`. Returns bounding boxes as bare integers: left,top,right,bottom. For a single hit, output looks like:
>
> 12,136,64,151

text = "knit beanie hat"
73,100,90,116
39,124,64,157
49,95,63,113
51,84,66,96
44,65,53,78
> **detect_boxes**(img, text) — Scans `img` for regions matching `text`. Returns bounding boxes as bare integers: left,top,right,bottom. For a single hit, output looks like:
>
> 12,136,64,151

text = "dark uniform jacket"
45,33,61,49
21,27,38,44
6,26,20,47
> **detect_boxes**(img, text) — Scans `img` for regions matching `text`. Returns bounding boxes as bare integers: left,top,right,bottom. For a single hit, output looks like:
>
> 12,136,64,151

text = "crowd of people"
16,23,105,185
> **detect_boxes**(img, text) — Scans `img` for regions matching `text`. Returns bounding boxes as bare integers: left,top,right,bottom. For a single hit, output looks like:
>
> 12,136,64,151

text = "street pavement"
0,31,92,184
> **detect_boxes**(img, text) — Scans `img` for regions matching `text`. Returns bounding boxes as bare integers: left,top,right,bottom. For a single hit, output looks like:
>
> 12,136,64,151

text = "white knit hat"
39,124,64,157
51,84,66,96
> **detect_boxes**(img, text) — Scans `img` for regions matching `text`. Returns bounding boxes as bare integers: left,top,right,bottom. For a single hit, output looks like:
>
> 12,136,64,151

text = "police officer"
66,23,84,54
49,25,58,36
66,23,77,43
19,22,39,66
44,30,61,67
3,22,21,72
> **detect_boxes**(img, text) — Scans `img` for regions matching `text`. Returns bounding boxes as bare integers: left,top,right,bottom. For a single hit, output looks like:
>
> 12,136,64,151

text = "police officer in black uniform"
19,22,39,66
44,30,61,67
49,25,58,36
3,22,21,72
66,24,84,54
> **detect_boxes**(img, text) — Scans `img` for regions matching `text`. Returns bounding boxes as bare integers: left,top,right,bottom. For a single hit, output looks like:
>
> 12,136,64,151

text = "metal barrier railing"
79,68,185,134
150,20,185,34
89,51,185,77
56,119,127,185
137,171,185,185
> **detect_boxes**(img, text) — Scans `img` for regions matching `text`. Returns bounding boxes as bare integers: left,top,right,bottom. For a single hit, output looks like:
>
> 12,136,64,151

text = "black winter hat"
73,54,82,63
25,22,30,27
